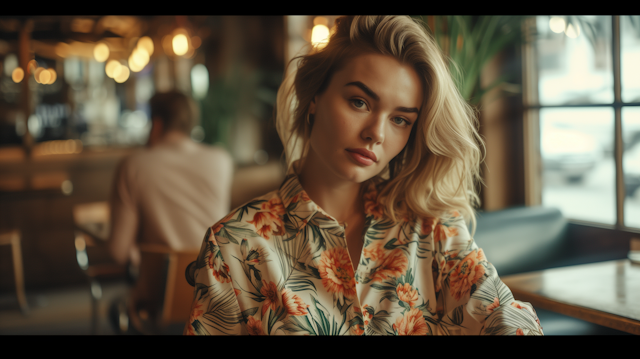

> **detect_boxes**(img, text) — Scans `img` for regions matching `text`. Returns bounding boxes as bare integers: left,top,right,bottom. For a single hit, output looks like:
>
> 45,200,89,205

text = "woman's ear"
309,96,317,115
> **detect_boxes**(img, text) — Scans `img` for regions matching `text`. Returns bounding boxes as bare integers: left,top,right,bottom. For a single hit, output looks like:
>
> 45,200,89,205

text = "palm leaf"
201,286,243,335
283,315,317,335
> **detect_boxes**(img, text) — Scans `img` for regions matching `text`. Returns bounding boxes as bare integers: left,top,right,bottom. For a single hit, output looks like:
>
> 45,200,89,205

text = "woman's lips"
346,149,376,166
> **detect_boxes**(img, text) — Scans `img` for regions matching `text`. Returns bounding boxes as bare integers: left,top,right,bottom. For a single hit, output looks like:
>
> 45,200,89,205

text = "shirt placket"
340,220,366,335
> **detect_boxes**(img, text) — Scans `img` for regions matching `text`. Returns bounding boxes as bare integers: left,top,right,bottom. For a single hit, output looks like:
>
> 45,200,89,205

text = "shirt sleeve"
432,213,544,336
184,225,246,335
108,157,140,266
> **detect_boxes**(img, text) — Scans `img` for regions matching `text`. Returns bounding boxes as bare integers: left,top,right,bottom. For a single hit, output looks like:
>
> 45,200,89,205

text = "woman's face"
307,52,424,184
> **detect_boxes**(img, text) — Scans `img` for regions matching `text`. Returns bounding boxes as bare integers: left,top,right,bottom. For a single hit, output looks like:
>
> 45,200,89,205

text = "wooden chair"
72,201,128,335
117,244,199,334
0,229,29,315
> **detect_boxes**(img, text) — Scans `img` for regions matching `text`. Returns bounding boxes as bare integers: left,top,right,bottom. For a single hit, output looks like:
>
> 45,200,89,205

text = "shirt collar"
278,161,384,231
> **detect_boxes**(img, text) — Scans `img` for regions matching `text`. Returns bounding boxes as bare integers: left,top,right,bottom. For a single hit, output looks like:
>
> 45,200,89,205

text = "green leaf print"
283,315,317,335
267,305,287,334
241,307,259,322
293,261,322,279
309,295,331,336
201,286,244,335
450,304,465,326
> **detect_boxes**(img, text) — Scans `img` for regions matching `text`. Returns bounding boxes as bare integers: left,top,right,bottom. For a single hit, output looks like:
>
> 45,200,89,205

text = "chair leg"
90,279,102,335
11,234,29,316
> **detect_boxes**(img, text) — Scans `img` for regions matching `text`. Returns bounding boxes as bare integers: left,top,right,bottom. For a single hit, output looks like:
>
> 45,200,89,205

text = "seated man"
108,90,233,328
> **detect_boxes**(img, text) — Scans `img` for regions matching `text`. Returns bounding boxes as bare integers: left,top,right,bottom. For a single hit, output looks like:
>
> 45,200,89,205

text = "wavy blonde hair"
275,15,484,234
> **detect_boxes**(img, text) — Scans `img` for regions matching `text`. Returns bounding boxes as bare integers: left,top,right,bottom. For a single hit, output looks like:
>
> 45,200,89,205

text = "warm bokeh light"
172,34,189,56
27,60,38,74
314,16,328,26
93,43,110,62
34,67,44,83
11,67,24,83
549,17,566,33
138,36,154,56
129,55,143,72
132,47,149,68
105,59,120,78
38,68,51,84
311,24,330,48
565,23,580,38
114,65,130,83
33,139,83,156
47,68,57,84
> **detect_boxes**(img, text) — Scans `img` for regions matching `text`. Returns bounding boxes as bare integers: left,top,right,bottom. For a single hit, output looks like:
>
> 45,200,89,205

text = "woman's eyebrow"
345,81,379,101
345,81,419,114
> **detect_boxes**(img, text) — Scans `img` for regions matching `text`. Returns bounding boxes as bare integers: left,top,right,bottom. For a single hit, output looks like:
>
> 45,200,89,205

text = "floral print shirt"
184,172,544,335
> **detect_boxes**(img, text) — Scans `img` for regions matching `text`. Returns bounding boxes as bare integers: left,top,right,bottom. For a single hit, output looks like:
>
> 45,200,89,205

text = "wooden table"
501,259,640,335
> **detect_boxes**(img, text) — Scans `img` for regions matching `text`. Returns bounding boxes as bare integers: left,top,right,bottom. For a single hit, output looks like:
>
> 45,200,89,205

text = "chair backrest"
133,244,200,329
473,206,569,276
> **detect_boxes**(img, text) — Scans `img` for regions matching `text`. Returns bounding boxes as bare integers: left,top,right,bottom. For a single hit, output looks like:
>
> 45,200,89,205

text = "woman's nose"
361,115,385,144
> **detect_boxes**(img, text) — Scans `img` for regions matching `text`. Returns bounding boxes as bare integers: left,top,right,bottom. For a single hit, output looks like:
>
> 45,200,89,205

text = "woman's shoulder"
205,188,287,247
209,188,283,230
416,210,471,242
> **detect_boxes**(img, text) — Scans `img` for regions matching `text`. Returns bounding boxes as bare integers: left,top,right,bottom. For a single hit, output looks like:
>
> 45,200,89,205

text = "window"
524,16,640,230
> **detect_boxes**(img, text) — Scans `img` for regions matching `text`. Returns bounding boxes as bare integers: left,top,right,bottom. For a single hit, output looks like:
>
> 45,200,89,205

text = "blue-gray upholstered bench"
474,206,631,335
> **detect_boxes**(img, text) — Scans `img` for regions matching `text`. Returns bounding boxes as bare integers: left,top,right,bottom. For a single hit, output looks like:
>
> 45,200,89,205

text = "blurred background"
0,16,638,335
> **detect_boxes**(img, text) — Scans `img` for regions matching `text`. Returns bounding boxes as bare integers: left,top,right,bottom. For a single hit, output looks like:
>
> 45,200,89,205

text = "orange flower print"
393,308,428,335
516,328,524,336
281,288,309,316
434,223,459,243
362,304,373,326
186,300,205,335
317,247,357,301
362,241,385,262
248,211,285,240
449,249,486,301
292,191,311,204
234,288,241,297
511,302,524,310
247,316,265,336
487,297,500,312
260,280,280,316
189,301,204,323
352,324,364,335
262,198,285,217
370,249,408,283
396,283,419,308
207,250,232,284
212,262,232,284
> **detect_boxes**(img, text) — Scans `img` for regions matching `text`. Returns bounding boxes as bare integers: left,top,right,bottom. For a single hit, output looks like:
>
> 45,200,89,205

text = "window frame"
522,15,640,235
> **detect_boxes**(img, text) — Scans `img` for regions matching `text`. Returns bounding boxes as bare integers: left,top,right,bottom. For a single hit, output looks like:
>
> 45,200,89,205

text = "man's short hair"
149,91,195,135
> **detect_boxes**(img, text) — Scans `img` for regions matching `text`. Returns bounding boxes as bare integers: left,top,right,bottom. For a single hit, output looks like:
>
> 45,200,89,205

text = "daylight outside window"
532,15,640,229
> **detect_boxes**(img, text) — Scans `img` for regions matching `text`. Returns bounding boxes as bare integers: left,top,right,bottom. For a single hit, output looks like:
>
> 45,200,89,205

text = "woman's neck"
297,152,365,225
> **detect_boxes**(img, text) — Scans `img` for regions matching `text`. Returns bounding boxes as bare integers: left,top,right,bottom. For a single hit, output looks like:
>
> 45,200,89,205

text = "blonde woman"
185,15,543,335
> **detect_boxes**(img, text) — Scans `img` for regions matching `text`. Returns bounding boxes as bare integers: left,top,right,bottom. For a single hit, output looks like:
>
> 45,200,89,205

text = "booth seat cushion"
473,206,631,335
473,206,569,277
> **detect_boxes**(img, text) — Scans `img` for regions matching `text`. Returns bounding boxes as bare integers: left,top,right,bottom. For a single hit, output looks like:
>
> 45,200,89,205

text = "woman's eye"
393,117,409,126
352,99,366,109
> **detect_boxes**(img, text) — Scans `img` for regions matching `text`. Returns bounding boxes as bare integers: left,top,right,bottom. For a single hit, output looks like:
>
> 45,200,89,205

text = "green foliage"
412,16,529,106
198,63,281,149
